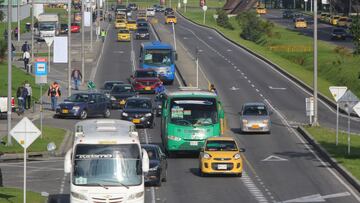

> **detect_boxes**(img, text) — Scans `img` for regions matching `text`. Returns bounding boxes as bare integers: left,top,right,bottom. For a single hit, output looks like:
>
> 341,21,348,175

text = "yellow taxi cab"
126,20,137,30
294,18,307,28
330,15,340,25
115,19,127,29
256,7,267,14
165,15,177,24
199,137,244,177
117,29,131,42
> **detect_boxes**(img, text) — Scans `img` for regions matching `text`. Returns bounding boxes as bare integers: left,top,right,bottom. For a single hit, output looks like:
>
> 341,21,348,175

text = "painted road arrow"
230,86,239,91
262,155,288,162
281,192,351,202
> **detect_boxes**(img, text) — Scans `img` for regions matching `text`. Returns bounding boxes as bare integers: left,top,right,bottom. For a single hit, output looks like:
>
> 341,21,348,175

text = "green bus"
160,88,225,154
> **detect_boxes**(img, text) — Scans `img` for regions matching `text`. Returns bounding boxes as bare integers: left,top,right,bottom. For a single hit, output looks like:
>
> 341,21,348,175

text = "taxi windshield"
205,140,238,151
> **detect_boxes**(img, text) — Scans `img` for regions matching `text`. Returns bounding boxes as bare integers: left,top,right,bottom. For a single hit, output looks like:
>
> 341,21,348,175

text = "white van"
36,13,59,40
64,119,149,203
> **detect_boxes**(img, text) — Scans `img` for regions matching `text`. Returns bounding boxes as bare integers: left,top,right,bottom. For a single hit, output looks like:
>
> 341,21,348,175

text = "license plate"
217,164,227,170
120,100,126,104
190,141,198,146
252,124,260,129
132,119,140,124
62,109,69,113
145,87,151,90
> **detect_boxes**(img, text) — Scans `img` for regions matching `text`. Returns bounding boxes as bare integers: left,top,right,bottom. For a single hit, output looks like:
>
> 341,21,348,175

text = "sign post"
202,6,207,24
183,0,187,12
305,97,314,124
10,117,41,203
44,37,54,73
35,58,48,138
329,86,347,145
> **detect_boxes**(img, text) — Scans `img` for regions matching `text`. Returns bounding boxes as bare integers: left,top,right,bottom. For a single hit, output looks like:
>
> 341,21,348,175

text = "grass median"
179,9,360,99
304,126,360,180
0,187,45,203
0,126,66,154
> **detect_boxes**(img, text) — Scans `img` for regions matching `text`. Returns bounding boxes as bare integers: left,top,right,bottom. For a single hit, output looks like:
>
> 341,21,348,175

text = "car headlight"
242,119,248,124
128,191,144,200
122,112,128,117
203,153,211,159
71,192,87,200
168,135,181,141
145,113,152,117
263,119,269,124
233,153,241,160
149,165,159,171
110,96,116,101
72,106,80,111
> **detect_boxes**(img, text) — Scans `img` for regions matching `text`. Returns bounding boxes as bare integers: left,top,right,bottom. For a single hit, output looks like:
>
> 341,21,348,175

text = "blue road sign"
35,62,48,76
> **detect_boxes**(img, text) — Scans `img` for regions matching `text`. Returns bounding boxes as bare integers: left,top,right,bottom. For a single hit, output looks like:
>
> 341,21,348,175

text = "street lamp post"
81,0,85,84
312,0,319,126
17,0,20,41
7,0,13,146
68,0,72,96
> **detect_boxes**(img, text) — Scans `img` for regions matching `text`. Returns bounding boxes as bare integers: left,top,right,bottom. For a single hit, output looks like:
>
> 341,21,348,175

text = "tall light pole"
17,0,20,41
68,0,72,96
349,0,352,15
312,0,319,126
7,0,13,146
31,0,34,61
81,0,85,84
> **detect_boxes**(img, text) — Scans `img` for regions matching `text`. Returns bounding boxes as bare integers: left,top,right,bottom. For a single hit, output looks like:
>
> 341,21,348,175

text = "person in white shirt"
24,81,32,109
23,51,30,71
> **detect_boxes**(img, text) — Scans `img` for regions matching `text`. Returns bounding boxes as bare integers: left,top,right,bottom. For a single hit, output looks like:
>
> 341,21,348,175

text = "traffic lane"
171,15,360,202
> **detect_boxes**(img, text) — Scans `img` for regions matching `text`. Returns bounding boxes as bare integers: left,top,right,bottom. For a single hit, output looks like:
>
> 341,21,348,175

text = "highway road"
1,11,360,203
262,9,354,49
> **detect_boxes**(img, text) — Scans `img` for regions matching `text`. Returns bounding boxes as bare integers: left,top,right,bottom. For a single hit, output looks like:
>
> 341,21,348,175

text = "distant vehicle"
130,69,162,93
117,29,131,42
60,23,68,34
337,17,348,27
331,28,347,40
71,23,80,33
109,84,136,109
100,80,125,97
346,18,353,28
294,18,307,28
165,15,177,24
154,5,164,12
128,3,137,11
136,18,147,24
56,93,111,119
115,19,127,29
292,13,303,22
0,97,15,118
319,13,329,21
138,10,147,20
136,22,148,29
330,15,340,25
239,102,271,133
135,27,150,40
121,97,155,128
116,4,127,13
126,20,137,30
256,7,266,14
282,10,293,19
141,144,167,186
160,88,225,155
64,119,149,203
36,13,60,41
146,8,155,17
164,8,174,16
199,137,244,177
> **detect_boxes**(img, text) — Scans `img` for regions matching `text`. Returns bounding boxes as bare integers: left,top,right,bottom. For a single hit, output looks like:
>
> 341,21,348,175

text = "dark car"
136,22,148,28
128,3,137,11
60,23,68,34
292,13,303,22
142,144,167,186
100,80,125,97
121,97,154,128
130,69,162,93
154,92,166,116
331,28,347,40
56,93,111,119
282,10,293,19
135,27,150,40
136,18,147,24
164,8,174,16
109,84,137,109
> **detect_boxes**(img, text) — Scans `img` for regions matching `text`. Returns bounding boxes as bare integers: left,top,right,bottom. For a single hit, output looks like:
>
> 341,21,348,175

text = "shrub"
0,40,7,62
216,9,234,30
350,15,360,55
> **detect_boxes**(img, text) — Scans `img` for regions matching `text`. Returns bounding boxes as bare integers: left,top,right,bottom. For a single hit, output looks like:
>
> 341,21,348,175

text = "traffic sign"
44,36,54,47
305,97,314,116
353,102,360,117
10,117,41,149
329,86,347,102
338,90,359,113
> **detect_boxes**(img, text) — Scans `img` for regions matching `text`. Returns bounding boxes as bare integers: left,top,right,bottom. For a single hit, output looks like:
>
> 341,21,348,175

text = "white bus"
64,119,149,203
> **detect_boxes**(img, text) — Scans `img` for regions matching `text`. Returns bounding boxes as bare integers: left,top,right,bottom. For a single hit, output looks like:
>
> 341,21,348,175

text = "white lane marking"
130,37,136,71
251,84,255,88
262,155,288,162
113,50,124,54
90,23,110,81
227,49,232,52
230,86,240,91
248,80,251,83
241,172,269,203
151,187,156,203
208,36,213,39
282,192,351,203
183,37,188,39
59,173,67,194
256,89,260,92
269,86,287,90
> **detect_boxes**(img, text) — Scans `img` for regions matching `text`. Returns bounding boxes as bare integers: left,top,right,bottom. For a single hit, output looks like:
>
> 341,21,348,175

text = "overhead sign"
329,86,347,102
353,102,360,117
305,97,314,116
10,117,41,149
53,37,68,63
338,90,359,114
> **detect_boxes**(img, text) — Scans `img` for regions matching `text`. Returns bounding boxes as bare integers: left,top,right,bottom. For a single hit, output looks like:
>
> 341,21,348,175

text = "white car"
146,8,155,17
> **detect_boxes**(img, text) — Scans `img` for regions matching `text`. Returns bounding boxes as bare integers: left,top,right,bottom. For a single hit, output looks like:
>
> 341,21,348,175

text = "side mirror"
142,149,149,173
64,149,72,173
239,148,246,153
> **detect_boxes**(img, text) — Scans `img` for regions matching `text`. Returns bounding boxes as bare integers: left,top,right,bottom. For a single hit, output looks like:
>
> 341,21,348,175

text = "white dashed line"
59,173,67,194
241,172,269,203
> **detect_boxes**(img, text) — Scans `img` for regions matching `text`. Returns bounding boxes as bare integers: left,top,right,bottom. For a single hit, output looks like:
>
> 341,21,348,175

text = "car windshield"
296,18,305,22
73,144,142,187
137,28,148,33
137,23,148,27
205,140,238,151
142,147,158,160
243,105,268,116
111,85,134,93
135,70,157,78
104,82,124,90
128,21,136,24
125,99,151,109
67,94,89,102
144,49,172,66
333,29,345,33
39,22,55,31
119,30,129,34
170,98,218,126
168,16,175,18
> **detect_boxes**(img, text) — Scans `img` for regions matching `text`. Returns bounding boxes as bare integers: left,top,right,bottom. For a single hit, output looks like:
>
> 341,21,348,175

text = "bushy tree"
0,11,4,22
0,40,7,62
350,15,360,55
216,9,234,30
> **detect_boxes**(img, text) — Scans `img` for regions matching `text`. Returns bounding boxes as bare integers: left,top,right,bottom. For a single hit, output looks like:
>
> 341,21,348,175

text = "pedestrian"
108,13,112,22
100,29,107,42
14,27,18,39
16,83,28,115
155,82,166,94
71,69,82,90
48,82,61,111
24,81,32,110
11,43,16,61
21,41,30,53
23,50,30,70
209,84,217,94
3,29,7,40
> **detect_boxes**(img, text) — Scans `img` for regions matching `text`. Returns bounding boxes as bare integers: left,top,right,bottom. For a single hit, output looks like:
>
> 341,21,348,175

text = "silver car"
239,102,271,133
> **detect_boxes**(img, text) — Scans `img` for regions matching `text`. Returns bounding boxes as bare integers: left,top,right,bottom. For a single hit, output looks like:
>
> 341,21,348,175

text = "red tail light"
11,97,15,108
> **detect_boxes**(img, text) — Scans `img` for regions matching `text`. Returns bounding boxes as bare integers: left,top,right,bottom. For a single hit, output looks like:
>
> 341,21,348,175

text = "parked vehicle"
71,23,80,33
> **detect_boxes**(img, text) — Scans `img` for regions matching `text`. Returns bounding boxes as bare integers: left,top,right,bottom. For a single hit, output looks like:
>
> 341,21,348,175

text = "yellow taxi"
330,15,340,25
126,20,137,30
115,19,127,29
165,15,177,24
256,7,267,14
199,137,244,177
294,18,307,28
117,29,131,42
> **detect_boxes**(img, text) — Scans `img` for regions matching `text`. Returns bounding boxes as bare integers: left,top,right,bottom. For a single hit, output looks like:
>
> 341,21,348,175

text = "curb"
0,129,71,161
176,11,358,117
297,126,360,192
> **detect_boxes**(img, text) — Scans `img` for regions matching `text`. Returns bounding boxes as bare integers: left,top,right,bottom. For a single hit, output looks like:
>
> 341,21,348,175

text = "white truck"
36,13,59,41
0,97,15,118
64,119,149,203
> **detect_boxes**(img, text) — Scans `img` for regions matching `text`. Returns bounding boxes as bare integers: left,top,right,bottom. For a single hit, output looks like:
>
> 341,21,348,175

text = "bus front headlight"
71,192,87,200
128,191,144,200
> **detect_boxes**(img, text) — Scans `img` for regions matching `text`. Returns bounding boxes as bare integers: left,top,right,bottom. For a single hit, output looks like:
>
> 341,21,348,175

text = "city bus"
64,119,149,203
160,88,225,155
139,41,177,84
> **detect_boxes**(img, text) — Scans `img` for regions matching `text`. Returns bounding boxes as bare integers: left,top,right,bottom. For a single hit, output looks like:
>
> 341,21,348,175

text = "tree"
350,15,360,54
216,9,234,30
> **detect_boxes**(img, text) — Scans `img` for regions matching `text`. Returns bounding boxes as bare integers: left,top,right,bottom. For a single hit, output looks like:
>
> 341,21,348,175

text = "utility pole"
90,2,93,50
349,0,352,15
81,0,85,84
31,0,34,61
17,0,20,41
68,0,72,96
7,0,13,146
312,0,319,126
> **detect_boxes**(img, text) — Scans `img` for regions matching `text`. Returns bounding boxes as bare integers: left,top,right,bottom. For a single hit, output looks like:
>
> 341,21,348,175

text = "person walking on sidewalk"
3,29,8,40
16,83,28,115
48,82,61,111
100,29,107,42
71,69,82,90
23,50,30,70
11,43,16,61
21,41,30,53
14,27,18,39
24,81,32,110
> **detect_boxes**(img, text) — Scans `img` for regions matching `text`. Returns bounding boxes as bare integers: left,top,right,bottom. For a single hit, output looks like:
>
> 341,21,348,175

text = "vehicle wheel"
199,168,206,177
80,110,88,120
103,108,111,118
237,173,242,177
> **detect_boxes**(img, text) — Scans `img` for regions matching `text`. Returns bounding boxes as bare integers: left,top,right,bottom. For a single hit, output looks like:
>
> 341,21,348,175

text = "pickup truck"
0,97,15,118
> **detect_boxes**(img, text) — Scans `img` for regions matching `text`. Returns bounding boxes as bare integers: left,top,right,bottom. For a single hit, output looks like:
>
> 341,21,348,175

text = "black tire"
237,173,242,177
103,108,111,118
80,110,88,120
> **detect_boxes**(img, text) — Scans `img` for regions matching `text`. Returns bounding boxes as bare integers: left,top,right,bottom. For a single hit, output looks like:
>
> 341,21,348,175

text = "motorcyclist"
209,84,217,94
155,82,166,95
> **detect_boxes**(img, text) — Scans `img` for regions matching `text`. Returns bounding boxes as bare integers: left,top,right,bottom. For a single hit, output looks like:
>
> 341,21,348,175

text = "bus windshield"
39,22,56,31
144,49,172,66
170,98,218,126
73,144,142,187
